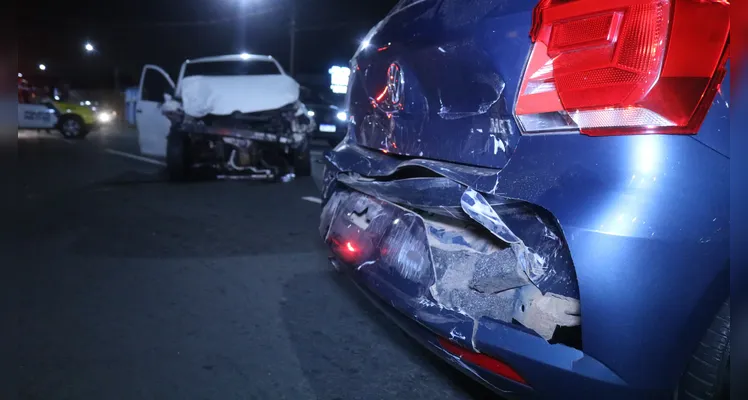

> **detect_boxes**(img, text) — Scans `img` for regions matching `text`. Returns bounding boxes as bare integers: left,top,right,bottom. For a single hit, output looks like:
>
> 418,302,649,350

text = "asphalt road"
7,125,496,400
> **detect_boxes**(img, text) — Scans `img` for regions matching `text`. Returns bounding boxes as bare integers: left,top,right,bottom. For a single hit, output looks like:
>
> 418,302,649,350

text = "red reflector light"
438,338,528,385
330,237,362,262
516,0,730,136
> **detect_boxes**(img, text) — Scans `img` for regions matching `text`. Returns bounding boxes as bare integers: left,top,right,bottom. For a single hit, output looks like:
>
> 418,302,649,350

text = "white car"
135,54,315,181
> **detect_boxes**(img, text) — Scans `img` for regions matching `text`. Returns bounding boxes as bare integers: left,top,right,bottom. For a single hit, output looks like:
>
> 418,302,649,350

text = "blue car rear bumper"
332,254,649,399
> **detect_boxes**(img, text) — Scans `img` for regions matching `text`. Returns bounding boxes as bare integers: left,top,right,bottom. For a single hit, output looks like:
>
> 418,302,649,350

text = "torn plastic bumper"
321,180,580,341
320,181,632,395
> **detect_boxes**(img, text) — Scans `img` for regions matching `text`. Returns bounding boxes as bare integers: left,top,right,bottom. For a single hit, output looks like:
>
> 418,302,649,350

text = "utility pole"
114,66,120,92
289,0,296,76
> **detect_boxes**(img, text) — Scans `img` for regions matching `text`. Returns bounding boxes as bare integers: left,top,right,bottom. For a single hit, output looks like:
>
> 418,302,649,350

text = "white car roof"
183,54,276,64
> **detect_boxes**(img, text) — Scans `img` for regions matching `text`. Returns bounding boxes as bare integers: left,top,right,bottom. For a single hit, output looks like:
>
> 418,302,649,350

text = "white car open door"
136,65,176,158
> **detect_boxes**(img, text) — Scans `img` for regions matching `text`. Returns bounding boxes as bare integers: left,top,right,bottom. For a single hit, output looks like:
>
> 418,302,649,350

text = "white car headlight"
336,111,348,122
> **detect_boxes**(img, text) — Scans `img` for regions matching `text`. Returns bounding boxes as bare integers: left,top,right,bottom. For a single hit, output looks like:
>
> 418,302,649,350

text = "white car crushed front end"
152,54,315,182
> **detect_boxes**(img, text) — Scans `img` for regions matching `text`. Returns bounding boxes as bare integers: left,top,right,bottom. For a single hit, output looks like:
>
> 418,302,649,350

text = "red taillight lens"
516,0,730,136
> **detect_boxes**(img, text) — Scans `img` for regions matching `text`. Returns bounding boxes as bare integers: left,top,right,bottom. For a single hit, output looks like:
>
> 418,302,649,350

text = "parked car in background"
300,86,348,147
135,54,315,182
319,0,730,399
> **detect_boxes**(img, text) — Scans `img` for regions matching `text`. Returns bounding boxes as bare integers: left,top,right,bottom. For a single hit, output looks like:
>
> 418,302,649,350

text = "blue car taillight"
515,0,730,136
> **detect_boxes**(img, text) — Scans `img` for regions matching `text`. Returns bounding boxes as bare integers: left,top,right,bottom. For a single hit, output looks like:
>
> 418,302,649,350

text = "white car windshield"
183,60,281,77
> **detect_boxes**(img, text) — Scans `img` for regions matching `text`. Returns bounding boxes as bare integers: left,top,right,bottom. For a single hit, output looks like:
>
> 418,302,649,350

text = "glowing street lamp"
38,64,47,71
85,42,95,52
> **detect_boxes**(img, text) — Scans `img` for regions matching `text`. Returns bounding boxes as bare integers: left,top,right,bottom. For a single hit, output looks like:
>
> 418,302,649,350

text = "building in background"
124,87,139,125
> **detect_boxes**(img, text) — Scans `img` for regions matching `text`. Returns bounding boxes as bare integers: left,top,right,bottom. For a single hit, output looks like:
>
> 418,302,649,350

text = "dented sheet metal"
434,53,505,122
326,143,506,194
336,174,514,220
346,0,522,169
337,175,467,208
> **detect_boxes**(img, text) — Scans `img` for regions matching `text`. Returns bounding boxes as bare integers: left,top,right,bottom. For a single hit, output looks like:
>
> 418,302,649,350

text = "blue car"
319,0,730,399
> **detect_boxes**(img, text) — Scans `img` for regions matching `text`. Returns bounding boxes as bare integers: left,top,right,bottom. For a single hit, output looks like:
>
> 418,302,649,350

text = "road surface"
7,125,495,399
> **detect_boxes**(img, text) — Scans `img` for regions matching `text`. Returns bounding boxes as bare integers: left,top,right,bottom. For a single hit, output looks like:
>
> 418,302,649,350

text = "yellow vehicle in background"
18,76,115,138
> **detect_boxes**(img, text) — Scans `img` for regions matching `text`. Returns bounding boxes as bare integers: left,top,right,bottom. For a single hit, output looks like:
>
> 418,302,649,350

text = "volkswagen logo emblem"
386,63,404,105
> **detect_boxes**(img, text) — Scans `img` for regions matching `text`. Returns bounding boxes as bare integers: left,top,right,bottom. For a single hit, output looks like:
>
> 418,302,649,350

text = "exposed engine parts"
163,102,315,182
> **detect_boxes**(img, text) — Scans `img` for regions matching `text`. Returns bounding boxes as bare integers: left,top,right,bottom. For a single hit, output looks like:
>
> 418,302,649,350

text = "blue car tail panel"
488,133,729,389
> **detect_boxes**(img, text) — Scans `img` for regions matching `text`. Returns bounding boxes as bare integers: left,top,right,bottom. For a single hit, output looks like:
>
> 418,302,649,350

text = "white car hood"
179,75,300,118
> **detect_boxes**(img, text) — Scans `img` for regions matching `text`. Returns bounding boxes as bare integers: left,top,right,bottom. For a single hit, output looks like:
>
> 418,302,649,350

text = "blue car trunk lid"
345,0,537,170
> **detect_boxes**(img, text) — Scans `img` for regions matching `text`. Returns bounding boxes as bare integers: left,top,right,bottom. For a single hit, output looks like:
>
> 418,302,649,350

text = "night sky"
18,0,400,88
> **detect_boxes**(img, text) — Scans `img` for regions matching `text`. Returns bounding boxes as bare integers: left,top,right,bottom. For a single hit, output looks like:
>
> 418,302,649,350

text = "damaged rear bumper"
343,264,625,399
320,181,634,398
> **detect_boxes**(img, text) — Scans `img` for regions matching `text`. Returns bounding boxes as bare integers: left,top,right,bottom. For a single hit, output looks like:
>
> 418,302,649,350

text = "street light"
38,64,46,71
18,72,23,78
82,40,120,90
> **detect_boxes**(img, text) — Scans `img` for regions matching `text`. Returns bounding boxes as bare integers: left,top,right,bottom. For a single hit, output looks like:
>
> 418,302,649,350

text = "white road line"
302,196,323,204
105,149,166,166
